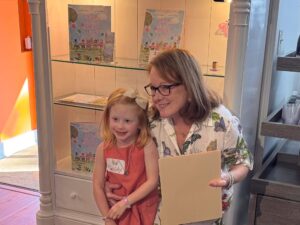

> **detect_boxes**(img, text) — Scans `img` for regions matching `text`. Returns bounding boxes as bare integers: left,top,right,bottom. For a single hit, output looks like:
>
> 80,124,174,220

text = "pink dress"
104,144,159,225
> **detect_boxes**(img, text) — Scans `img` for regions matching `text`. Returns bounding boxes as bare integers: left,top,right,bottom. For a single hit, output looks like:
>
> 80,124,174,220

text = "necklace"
124,144,134,176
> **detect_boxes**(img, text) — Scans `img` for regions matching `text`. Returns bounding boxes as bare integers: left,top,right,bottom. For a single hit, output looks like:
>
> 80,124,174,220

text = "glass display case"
28,0,232,224
48,0,230,179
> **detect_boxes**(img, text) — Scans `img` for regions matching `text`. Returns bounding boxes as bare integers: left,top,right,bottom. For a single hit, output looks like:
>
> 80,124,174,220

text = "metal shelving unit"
249,52,300,225
277,52,300,72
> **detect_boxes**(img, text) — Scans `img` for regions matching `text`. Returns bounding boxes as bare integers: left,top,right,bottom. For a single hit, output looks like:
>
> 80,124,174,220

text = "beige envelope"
159,150,222,225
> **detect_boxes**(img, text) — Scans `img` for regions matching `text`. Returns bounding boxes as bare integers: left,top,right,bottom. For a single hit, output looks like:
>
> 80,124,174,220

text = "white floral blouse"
150,105,253,225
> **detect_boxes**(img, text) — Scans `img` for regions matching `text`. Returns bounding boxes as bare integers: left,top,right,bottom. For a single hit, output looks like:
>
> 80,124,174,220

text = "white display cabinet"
28,0,232,224
48,0,230,178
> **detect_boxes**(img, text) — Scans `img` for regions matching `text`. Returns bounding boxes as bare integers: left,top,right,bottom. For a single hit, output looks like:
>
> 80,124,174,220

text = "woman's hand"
209,165,250,188
209,176,228,188
209,171,232,188
105,181,123,206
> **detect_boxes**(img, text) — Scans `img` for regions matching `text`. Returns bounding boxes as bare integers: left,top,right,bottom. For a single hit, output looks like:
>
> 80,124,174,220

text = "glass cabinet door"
46,0,230,178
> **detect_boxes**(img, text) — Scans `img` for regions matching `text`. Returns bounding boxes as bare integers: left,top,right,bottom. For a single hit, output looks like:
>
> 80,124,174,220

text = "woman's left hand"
209,164,250,188
209,177,228,188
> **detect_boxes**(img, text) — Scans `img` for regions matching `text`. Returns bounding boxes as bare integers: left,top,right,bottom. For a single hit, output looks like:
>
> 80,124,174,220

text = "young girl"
93,88,159,225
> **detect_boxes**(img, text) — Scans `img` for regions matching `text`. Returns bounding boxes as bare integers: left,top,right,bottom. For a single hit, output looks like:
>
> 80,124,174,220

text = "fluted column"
27,1,54,225
224,0,270,225
224,0,251,115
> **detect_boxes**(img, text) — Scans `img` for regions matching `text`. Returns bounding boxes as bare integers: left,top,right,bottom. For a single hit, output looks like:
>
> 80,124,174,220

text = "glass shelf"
203,73,224,78
54,100,105,111
52,54,146,71
54,93,107,111
52,55,226,77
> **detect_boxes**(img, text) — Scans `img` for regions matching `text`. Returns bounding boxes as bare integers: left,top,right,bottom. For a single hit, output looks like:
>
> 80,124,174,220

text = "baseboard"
0,130,37,159
0,183,40,196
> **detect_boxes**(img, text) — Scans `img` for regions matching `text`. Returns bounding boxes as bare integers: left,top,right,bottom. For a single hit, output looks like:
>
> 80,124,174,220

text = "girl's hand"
107,198,128,220
104,218,117,225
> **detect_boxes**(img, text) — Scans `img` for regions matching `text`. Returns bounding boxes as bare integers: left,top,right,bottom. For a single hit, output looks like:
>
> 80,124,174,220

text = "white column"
28,1,54,225
224,0,251,116
224,0,270,225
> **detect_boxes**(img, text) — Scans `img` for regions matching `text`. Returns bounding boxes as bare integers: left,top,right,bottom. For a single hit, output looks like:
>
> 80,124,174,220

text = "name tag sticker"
106,158,125,175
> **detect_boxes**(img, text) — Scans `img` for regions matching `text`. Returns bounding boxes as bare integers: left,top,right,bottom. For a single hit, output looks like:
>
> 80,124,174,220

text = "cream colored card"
159,150,222,225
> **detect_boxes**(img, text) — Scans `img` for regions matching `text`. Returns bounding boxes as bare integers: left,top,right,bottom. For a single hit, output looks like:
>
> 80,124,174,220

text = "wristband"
222,171,234,189
123,197,131,208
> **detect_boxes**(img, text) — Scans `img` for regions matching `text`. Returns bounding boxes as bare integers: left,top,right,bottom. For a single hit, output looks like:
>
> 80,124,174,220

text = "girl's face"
109,103,140,147
149,66,188,121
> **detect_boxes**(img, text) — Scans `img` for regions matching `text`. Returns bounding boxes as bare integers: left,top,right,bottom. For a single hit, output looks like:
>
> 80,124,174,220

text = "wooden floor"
0,184,40,225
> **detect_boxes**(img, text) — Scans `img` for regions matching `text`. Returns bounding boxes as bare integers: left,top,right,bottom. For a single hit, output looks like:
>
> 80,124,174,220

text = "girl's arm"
93,143,116,224
107,139,159,220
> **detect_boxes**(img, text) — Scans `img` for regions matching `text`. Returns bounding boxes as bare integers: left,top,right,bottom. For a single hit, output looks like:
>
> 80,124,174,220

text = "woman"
107,49,253,225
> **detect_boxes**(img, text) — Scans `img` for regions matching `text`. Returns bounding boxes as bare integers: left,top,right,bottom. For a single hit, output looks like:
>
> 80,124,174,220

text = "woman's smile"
149,66,188,120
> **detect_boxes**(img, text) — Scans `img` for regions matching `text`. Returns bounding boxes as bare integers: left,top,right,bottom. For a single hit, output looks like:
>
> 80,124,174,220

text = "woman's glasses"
144,83,181,96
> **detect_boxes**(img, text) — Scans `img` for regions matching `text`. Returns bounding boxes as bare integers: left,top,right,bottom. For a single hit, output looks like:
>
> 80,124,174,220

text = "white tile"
115,0,138,59
184,18,210,66
185,0,211,18
74,64,96,94
203,76,224,98
115,69,139,89
136,70,149,97
160,0,185,10
51,62,76,98
47,0,70,56
94,66,116,96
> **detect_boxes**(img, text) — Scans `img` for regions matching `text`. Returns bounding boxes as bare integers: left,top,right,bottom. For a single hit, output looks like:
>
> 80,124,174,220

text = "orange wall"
0,0,36,140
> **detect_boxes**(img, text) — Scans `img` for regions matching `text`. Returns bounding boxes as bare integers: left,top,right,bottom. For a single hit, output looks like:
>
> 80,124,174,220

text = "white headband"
123,89,148,110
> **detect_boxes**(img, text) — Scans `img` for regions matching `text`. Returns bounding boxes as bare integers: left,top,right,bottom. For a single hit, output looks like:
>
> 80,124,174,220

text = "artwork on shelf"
57,93,108,109
68,5,114,62
103,31,115,62
139,9,184,65
70,122,101,173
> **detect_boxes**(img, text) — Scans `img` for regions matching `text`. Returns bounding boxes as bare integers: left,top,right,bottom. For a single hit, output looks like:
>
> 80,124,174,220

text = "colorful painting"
139,9,184,64
103,31,115,62
70,122,101,173
68,5,112,62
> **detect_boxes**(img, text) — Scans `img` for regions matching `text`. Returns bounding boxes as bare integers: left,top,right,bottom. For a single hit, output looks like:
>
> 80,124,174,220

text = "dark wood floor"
0,184,40,225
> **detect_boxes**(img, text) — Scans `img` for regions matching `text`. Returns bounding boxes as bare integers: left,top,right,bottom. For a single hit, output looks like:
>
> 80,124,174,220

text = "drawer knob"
70,192,78,199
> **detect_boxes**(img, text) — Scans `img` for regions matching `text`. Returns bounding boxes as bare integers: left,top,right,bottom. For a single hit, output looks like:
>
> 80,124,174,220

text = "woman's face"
148,66,188,120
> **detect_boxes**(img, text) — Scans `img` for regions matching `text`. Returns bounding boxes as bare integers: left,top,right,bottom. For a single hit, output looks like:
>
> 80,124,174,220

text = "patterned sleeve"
223,115,253,170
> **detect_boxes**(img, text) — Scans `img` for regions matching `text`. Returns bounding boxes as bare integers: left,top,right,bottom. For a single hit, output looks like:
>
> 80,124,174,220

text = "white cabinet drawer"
55,174,100,216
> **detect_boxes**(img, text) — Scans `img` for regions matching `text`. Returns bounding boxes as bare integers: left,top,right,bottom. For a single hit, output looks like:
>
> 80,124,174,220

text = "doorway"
0,133,39,191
